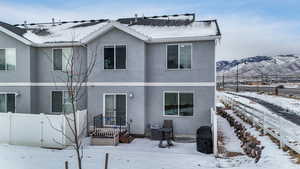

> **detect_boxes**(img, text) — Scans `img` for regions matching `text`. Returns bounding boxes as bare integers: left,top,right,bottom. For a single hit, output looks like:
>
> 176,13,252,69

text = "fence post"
65,161,69,169
104,153,109,169
262,111,265,135
76,110,80,137
40,113,45,147
61,114,66,146
211,108,218,156
8,112,12,144
279,117,284,149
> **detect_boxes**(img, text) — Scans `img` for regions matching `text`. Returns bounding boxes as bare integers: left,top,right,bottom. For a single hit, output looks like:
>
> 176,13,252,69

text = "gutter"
147,35,221,43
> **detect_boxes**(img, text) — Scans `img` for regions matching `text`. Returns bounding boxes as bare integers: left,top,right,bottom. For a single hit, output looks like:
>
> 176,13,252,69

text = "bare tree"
44,39,98,169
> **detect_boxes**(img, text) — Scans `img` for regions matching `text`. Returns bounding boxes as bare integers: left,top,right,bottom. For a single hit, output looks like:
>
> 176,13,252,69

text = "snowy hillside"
217,55,300,77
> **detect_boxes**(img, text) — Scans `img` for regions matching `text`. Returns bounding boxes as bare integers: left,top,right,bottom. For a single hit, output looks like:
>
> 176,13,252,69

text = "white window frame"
0,92,16,113
103,44,127,70
102,92,128,127
0,48,16,72
51,90,76,113
166,43,192,70
52,48,73,71
163,91,194,117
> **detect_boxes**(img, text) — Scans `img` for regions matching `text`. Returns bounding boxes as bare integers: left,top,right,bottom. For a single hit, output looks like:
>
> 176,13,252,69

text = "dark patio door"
104,94,127,126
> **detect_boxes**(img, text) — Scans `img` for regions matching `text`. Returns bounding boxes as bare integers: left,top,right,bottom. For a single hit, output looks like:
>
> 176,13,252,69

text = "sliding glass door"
104,94,127,126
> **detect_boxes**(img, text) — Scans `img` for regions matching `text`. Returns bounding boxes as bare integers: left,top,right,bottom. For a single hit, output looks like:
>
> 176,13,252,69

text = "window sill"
162,115,194,118
165,69,192,72
0,70,16,72
103,69,128,72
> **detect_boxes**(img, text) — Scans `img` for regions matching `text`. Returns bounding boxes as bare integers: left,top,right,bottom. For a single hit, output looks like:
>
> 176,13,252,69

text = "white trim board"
0,82,215,87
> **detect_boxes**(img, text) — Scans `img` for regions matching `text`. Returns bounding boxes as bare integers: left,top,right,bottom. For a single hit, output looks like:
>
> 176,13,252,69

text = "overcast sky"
0,0,300,61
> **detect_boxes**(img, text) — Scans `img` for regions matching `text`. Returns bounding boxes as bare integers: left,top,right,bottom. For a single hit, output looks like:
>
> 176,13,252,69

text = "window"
0,93,15,113
0,48,16,71
104,45,126,69
52,91,74,113
167,44,191,69
53,48,72,71
164,92,193,116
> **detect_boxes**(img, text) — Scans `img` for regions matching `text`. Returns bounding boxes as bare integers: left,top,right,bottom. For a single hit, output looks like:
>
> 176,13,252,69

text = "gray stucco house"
0,14,221,136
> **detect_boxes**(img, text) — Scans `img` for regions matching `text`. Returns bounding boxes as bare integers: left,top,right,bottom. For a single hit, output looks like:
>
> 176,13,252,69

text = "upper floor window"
167,44,191,70
0,48,16,71
104,45,126,69
51,91,74,113
53,48,73,71
164,92,193,116
0,93,15,113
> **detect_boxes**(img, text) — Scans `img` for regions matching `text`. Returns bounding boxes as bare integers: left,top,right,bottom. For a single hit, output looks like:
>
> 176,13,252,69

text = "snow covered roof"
0,14,221,46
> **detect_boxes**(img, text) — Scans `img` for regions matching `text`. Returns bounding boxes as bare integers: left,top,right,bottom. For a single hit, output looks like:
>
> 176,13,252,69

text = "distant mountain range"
217,55,300,78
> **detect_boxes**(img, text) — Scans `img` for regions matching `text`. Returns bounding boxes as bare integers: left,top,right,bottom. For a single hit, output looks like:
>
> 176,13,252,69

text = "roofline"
1,19,221,47
0,26,32,45
81,21,150,44
213,20,221,36
195,19,221,36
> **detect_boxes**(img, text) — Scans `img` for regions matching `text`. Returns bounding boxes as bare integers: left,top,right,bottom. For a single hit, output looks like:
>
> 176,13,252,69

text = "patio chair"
163,120,174,140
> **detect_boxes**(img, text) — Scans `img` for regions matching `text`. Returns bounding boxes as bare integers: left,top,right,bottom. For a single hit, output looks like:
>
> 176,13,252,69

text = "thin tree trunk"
72,92,83,169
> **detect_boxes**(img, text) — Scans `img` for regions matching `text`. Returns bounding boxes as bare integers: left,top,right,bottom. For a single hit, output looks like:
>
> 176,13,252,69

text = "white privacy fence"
211,108,218,156
0,110,87,149
221,95,300,154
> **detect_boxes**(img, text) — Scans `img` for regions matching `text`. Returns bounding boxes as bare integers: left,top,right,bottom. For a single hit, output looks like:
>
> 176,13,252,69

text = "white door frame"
103,93,127,127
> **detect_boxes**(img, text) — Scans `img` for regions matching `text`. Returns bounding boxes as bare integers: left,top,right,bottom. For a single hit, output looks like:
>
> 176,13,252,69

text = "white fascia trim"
0,82,215,87
81,23,114,43
111,22,149,41
0,82,67,87
32,42,83,47
0,82,32,86
87,82,215,87
81,21,149,44
145,82,215,86
148,35,221,43
0,26,32,45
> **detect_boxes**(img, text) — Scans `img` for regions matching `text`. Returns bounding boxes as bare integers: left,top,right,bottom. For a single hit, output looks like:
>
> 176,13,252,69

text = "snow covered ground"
218,116,243,154
223,109,299,169
218,92,300,153
216,100,299,168
0,138,218,169
1,125,299,169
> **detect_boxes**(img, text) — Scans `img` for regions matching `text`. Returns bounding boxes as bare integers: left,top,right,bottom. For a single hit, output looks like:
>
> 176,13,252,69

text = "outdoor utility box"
196,126,213,154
